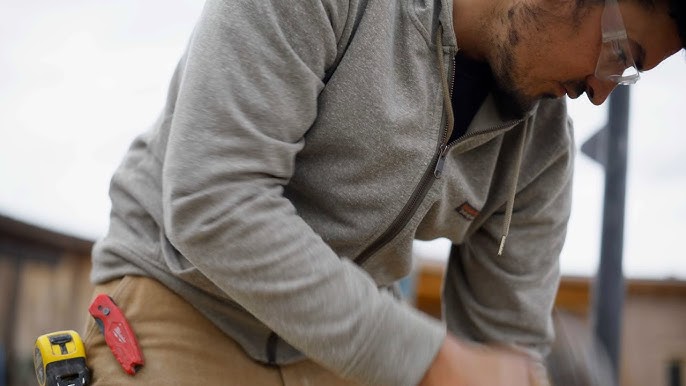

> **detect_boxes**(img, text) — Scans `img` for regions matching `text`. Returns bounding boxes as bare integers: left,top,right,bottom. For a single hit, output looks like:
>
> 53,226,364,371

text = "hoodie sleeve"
443,110,575,358
161,0,445,385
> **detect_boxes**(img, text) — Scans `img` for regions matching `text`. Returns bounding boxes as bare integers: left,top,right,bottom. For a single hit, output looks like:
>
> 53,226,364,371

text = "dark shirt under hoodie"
450,51,494,141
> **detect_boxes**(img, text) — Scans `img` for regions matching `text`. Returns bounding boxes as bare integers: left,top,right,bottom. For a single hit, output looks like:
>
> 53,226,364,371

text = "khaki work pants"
83,275,361,386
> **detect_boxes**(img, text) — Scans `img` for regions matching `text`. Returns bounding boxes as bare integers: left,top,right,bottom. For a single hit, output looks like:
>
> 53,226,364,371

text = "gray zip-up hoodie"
91,0,574,384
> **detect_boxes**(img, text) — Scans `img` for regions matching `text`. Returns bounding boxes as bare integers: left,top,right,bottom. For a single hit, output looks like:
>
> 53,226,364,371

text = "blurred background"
0,1,684,385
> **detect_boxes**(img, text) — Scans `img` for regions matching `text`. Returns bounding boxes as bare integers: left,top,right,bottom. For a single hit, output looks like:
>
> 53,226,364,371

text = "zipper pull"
434,144,449,178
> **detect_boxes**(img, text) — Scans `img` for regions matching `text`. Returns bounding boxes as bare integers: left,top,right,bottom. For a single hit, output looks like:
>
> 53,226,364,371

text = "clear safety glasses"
595,0,640,85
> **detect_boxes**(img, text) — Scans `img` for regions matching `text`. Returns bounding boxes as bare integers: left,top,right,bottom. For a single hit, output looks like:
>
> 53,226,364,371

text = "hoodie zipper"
353,152,443,266
354,46,456,267
354,36,530,266
434,118,527,177
433,54,457,178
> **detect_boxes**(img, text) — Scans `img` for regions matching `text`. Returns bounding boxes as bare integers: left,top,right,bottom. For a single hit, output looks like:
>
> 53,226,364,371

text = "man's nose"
585,75,618,105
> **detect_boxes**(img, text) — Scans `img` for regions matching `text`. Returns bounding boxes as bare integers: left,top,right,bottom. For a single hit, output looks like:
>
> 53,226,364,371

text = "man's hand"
419,334,548,386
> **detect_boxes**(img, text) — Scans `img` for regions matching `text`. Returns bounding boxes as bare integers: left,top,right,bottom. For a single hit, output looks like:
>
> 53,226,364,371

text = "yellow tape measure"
34,330,90,386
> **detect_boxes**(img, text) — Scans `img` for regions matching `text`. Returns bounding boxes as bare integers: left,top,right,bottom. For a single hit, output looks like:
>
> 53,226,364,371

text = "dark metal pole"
0,343,5,386
668,359,682,386
591,85,630,385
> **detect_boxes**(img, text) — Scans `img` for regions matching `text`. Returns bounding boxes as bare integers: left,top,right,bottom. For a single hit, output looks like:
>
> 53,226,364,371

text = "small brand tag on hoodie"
456,202,480,221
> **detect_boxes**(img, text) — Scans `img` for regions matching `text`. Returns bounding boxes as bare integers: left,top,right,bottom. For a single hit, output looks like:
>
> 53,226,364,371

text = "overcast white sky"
1,1,684,279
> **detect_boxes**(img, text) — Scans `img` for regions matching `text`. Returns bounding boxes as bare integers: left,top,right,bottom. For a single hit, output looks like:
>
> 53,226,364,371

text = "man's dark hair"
668,0,686,48
616,0,686,48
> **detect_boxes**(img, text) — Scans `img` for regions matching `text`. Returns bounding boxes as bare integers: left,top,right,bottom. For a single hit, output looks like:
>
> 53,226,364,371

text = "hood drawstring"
434,24,528,257
498,120,529,256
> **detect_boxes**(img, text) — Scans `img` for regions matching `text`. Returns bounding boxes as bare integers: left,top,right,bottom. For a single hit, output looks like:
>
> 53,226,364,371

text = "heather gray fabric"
90,0,574,384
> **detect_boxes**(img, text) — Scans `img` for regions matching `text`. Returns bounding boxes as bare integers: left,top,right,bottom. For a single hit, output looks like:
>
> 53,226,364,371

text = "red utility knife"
88,294,144,375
